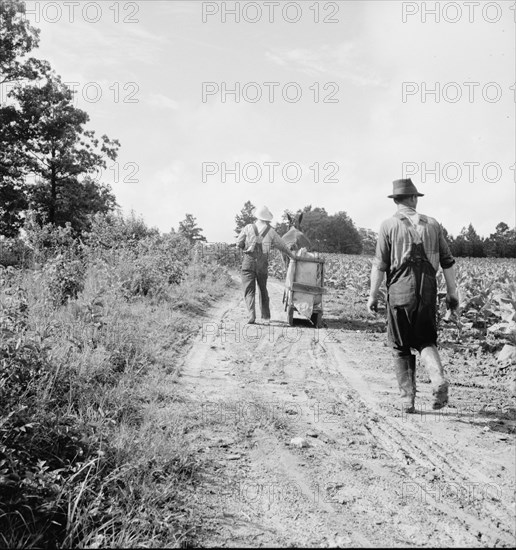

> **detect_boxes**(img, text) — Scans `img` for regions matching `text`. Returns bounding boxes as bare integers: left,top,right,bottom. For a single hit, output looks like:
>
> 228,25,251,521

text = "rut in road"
179,276,516,547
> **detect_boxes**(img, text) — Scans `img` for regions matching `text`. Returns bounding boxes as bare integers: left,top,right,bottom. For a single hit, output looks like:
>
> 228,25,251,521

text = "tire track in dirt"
311,300,515,547
179,275,515,547
322,343,515,543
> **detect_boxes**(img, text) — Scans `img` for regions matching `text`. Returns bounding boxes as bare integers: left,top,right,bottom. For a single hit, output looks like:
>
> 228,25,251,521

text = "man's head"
388,179,424,208
394,194,418,208
253,205,273,222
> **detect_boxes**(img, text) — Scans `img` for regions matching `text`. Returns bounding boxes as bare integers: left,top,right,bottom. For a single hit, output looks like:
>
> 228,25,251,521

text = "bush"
39,254,86,306
85,211,159,250
112,233,192,299
24,219,80,264
0,238,34,268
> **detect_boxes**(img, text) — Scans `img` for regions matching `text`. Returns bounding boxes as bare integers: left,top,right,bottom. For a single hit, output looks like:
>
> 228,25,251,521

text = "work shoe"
394,355,416,414
432,381,449,410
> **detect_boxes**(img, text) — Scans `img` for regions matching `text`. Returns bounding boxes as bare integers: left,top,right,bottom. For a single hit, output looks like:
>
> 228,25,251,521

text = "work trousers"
387,242,438,356
241,254,270,319
387,300,437,356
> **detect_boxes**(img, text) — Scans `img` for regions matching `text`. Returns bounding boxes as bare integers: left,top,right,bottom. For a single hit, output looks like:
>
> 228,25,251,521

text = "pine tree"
234,201,255,235
178,214,207,243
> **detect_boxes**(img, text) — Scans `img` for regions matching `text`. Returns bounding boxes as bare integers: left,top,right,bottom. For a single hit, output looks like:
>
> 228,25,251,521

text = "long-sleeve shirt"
236,223,292,257
374,206,455,276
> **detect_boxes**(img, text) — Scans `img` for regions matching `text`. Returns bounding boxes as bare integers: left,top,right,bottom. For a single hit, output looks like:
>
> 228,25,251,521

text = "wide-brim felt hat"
253,205,273,221
388,178,424,198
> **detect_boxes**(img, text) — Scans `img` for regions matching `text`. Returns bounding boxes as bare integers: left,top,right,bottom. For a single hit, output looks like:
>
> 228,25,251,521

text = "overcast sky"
23,0,515,242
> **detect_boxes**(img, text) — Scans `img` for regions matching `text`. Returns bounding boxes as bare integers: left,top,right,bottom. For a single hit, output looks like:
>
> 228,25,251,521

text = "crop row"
266,251,516,341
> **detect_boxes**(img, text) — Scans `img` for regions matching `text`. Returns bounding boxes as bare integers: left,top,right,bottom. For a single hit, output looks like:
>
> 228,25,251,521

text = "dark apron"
386,216,438,351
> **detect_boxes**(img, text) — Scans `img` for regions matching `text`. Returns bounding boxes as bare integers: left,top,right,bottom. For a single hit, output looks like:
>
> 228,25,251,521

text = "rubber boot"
432,381,449,410
394,355,416,414
421,346,449,410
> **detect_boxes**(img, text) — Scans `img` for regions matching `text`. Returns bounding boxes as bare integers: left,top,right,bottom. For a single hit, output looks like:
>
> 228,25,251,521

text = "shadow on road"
325,316,386,333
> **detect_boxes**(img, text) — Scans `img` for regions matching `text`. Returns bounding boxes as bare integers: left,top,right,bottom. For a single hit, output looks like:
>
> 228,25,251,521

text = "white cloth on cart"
286,250,321,320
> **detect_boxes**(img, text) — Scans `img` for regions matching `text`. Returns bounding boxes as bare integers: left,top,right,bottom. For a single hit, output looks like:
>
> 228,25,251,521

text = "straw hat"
252,205,273,221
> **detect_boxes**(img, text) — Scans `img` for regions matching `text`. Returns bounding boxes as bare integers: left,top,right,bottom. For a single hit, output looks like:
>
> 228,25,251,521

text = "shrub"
24,219,79,264
112,233,192,299
0,238,34,268
85,211,159,251
39,254,86,306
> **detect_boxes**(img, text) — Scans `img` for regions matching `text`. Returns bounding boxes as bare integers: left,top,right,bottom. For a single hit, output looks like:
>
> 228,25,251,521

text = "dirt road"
179,275,515,547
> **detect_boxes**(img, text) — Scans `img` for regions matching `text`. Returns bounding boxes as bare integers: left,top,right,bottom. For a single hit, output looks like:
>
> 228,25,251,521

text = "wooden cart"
283,254,325,328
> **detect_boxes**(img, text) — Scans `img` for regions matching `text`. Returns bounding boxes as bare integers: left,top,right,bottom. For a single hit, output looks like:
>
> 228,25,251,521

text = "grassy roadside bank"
0,216,236,548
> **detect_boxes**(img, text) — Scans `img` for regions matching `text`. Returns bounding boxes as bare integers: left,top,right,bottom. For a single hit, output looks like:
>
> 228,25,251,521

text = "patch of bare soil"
178,275,515,547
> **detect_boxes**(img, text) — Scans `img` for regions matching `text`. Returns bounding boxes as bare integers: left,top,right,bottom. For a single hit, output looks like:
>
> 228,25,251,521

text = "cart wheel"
287,306,294,326
311,312,322,328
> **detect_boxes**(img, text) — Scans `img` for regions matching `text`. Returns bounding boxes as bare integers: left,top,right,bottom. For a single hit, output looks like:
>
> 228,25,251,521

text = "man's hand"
368,266,385,315
445,292,459,311
367,295,378,313
444,291,460,324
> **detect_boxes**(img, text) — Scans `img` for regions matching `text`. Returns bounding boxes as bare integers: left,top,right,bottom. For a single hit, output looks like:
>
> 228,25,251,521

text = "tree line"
234,201,364,254
178,203,516,259
178,202,365,254
444,222,516,258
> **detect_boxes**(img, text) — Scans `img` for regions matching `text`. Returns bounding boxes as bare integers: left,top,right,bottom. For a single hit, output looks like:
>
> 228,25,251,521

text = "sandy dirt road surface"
178,275,515,547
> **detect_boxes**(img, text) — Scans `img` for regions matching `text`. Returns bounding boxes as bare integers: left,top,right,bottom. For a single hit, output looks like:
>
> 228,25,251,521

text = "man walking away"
237,205,296,324
367,179,459,413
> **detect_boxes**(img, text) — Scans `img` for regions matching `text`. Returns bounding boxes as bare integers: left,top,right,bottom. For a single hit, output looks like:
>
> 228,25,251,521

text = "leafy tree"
358,227,377,255
234,200,255,235
463,223,485,257
291,207,362,253
30,175,117,233
325,211,362,254
7,73,119,228
0,0,48,235
0,103,28,234
178,214,207,243
485,221,516,258
450,223,485,257
0,175,27,237
298,206,329,250
0,0,49,85
0,2,120,236
495,221,509,234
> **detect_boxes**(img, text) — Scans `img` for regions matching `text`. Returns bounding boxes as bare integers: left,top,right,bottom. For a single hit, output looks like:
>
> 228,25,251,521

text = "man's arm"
236,227,247,250
443,265,459,310
368,221,389,313
272,231,297,259
437,223,459,310
367,265,385,312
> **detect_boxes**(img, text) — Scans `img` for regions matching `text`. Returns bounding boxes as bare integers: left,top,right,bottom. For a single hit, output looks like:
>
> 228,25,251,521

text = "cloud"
266,43,387,88
147,93,180,111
